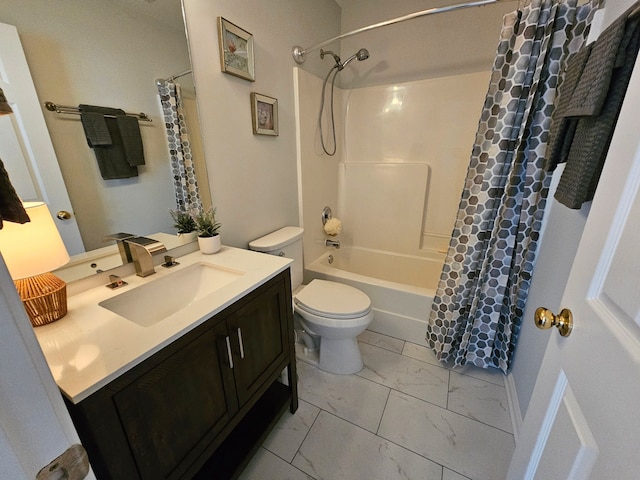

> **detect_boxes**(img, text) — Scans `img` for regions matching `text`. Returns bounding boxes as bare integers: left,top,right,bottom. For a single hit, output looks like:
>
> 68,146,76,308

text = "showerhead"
340,48,370,69
320,49,342,69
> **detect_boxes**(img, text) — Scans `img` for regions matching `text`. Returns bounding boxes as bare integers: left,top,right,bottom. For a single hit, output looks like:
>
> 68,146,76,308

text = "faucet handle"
162,255,179,268
106,274,128,289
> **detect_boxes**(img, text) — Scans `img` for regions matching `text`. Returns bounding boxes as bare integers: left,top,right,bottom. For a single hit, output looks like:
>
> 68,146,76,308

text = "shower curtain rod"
292,0,501,64
155,69,192,85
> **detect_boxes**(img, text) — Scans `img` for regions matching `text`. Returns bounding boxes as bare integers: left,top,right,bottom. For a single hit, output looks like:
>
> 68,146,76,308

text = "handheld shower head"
340,48,370,68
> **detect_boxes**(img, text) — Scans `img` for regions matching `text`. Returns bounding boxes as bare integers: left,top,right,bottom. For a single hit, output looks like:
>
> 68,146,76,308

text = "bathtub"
304,247,444,346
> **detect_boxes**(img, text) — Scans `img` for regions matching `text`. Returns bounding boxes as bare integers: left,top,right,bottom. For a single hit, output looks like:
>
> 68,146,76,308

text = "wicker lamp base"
15,272,67,327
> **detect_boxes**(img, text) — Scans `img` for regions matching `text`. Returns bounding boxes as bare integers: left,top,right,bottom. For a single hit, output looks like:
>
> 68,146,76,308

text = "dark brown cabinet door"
113,321,237,480
228,279,289,407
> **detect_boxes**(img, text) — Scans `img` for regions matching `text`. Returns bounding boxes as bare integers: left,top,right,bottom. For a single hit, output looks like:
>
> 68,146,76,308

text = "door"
0,256,94,478
113,322,238,480
0,22,84,254
507,18,640,480
228,277,289,407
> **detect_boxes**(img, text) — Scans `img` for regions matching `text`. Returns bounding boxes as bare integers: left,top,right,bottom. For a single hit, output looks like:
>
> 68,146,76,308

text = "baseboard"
505,371,523,442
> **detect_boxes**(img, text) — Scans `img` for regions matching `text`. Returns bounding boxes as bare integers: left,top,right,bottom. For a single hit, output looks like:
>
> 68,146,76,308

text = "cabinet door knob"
225,336,234,369
237,328,245,359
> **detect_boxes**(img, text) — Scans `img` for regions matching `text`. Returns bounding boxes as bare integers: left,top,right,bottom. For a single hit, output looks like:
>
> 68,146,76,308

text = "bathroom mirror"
0,0,211,281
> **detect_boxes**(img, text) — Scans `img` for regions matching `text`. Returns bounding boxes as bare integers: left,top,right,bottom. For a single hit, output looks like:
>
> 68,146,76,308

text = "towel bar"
44,102,152,122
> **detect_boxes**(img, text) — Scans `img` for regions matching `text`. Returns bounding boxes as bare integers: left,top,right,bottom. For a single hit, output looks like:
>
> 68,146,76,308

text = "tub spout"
325,239,341,249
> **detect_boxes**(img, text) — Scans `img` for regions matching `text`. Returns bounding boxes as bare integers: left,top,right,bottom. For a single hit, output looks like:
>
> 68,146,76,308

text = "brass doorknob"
534,307,573,337
56,210,72,220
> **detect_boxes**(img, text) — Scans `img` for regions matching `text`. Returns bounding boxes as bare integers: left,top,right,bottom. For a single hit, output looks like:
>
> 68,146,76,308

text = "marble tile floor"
239,330,514,480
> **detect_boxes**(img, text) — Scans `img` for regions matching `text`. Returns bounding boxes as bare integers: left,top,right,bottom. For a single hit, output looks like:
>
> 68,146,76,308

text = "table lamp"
0,202,70,326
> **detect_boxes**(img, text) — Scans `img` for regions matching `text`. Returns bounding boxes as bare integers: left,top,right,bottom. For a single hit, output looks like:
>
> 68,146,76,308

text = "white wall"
182,0,341,248
343,73,489,254
295,68,344,267
0,0,192,251
339,0,518,88
296,69,488,267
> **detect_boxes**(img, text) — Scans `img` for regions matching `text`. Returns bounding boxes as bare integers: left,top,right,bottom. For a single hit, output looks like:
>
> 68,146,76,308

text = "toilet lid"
294,279,371,319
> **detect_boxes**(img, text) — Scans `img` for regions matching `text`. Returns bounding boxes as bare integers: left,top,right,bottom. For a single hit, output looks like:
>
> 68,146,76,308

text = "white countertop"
35,246,292,404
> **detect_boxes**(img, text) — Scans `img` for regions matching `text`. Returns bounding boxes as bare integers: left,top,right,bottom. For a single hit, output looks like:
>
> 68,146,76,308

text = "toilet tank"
249,226,304,290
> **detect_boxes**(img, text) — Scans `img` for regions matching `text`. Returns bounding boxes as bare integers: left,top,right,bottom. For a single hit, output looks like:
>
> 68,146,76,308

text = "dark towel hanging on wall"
545,5,640,209
79,104,146,180
0,87,29,228
0,158,30,229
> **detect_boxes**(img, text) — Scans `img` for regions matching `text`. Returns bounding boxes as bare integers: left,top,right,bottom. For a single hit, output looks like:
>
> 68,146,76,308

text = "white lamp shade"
0,202,70,279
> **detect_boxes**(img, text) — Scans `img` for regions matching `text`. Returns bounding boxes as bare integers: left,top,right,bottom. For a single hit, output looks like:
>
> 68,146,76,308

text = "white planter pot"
197,235,221,254
177,231,198,244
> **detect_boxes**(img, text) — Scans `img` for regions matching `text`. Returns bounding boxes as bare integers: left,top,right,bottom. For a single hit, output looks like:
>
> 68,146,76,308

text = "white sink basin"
99,263,244,327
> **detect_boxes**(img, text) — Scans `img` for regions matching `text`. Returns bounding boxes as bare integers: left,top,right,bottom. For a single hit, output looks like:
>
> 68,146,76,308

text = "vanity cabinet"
64,270,297,480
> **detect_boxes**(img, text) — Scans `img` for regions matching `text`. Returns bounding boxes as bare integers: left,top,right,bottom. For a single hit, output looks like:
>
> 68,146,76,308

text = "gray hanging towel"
79,104,138,180
0,158,30,229
116,115,145,166
555,14,640,209
563,14,628,118
545,44,592,171
80,111,112,147
546,7,640,209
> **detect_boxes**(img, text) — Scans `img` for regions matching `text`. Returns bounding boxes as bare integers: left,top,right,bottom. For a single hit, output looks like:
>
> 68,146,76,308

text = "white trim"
504,371,523,442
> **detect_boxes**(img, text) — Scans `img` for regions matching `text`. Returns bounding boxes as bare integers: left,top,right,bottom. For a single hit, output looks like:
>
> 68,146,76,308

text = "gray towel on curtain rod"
545,7,640,209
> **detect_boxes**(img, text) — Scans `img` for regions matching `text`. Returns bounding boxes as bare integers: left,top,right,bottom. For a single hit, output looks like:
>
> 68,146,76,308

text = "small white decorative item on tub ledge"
323,217,342,236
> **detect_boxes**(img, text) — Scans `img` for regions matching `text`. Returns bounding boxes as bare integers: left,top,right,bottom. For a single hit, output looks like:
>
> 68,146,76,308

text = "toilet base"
295,337,364,374
295,343,319,367
318,337,364,374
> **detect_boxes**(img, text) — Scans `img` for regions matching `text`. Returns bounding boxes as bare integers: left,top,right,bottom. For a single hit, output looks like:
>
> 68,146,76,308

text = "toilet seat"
294,279,371,320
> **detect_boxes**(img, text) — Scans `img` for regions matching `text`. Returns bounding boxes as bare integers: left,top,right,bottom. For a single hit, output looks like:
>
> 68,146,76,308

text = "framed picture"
217,17,255,82
251,93,278,136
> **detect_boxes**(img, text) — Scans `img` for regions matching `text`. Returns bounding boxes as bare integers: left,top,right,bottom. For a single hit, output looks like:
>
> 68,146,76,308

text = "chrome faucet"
125,236,167,277
103,232,136,264
324,239,341,249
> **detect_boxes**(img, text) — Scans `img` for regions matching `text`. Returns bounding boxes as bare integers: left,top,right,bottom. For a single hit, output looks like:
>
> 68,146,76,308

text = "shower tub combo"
305,247,444,346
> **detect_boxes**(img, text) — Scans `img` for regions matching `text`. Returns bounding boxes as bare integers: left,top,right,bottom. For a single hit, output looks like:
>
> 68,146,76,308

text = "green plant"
169,209,197,234
194,207,221,237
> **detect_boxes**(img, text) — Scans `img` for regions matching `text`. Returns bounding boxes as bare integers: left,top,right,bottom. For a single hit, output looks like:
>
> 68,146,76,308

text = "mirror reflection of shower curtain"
157,80,203,214
426,0,599,373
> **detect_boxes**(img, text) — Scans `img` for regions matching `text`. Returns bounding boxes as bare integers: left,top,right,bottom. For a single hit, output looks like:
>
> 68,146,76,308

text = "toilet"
249,226,373,374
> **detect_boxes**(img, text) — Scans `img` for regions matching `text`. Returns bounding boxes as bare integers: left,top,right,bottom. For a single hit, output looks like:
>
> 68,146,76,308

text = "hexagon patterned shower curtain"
426,0,598,373
157,80,203,215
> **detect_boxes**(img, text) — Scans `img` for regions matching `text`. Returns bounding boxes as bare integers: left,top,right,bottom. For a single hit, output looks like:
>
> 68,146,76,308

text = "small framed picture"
251,93,278,136
217,17,255,82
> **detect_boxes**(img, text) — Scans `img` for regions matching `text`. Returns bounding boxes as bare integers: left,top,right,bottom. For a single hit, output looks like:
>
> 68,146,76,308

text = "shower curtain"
427,0,598,373
157,80,203,214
